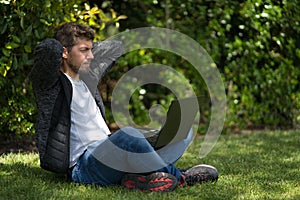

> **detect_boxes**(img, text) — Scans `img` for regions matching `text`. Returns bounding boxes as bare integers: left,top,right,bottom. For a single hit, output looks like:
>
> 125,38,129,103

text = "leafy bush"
0,0,124,137
1,0,300,138
208,0,300,130
111,0,300,131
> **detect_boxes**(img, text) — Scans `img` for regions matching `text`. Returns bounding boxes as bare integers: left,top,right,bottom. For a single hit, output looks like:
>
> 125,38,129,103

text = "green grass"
1,130,299,200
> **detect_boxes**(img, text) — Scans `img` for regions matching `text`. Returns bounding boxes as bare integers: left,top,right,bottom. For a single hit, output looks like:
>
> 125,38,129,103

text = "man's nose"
88,50,94,59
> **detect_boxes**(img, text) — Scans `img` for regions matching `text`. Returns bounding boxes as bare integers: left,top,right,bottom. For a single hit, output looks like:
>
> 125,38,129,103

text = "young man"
30,22,218,192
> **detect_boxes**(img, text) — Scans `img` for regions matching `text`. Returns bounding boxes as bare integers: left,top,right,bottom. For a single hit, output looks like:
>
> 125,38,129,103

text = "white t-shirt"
65,74,111,167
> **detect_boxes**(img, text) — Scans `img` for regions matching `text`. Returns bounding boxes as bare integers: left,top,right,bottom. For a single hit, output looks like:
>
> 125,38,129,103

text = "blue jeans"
71,127,193,186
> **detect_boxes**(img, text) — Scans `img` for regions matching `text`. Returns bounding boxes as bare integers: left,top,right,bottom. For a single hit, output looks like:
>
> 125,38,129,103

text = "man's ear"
62,47,68,59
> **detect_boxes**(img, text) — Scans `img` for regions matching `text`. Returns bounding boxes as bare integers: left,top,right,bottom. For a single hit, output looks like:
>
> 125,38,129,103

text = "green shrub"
0,0,124,137
111,0,300,131
215,0,300,129
1,0,300,137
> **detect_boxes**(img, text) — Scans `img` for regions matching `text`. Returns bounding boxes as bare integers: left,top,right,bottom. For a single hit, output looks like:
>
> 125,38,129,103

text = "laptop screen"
155,97,200,148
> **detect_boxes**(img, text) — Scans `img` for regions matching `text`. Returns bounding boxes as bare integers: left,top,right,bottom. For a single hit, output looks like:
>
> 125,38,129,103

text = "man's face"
65,38,94,74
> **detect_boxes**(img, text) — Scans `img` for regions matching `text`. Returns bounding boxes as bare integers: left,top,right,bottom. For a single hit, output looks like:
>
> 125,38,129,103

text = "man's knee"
117,126,153,153
120,126,145,139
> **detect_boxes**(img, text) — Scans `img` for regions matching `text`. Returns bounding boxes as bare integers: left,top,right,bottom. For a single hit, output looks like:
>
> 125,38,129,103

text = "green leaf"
0,0,11,5
34,29,40,39
25,25,32,36
45,0,51,8
84,3,90,11
12,55,18,69
12,35,21,43
24,45,31,53
5,42,19,49
2,48,10,57
20,16,24,29
98,10,111,22
0,23,8,34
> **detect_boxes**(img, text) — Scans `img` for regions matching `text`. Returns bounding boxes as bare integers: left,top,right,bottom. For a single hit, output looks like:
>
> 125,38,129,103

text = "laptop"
139,97,201,150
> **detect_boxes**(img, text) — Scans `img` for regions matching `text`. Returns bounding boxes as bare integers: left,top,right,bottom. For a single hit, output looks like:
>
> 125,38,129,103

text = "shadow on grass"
0,159,141,199
1,161,67,182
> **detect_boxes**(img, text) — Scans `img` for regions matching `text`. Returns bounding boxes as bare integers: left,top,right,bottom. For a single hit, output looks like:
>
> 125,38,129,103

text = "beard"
68,62,80,74
66,56,90,74
66,55,80,74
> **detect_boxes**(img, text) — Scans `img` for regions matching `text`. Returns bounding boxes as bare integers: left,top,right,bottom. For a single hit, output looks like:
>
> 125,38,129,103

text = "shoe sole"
193,164,218,172
186,164,218,173
121,172,178,192
184,164,219,184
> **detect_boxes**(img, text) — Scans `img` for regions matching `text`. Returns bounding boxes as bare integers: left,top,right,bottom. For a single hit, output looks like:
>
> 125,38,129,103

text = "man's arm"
29,38,63,91
80,40,123,97
91,40,123,78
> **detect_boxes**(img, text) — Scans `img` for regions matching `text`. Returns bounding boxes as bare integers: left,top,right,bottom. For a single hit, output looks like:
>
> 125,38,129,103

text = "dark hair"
54,22,95,50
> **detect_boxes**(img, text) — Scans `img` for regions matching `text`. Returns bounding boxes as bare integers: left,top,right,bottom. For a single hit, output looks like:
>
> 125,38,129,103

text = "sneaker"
121,172,178,192
180,164,218,186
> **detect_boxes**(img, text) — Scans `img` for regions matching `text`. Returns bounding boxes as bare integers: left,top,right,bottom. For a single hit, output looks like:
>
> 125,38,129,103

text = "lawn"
0,130,299,200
